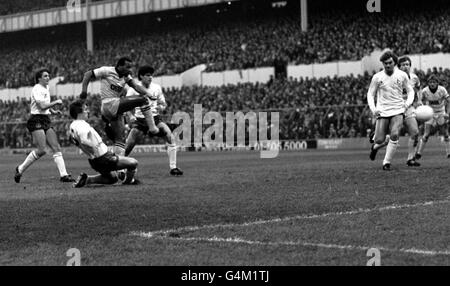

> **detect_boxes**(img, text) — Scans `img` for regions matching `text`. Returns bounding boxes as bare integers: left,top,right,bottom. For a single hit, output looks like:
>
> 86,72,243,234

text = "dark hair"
427,74,439,84
379,50,398,64
138,65,155,80
398,56,411,67
69,100,85,119
35,68,50,84
116,56,133,67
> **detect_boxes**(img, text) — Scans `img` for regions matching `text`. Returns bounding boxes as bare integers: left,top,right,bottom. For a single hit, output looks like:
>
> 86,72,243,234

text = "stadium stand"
1,0,450,88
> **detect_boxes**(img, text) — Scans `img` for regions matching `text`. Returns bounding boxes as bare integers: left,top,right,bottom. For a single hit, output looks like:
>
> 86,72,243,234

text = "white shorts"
425,112,447,127
101,98,121,121
404,106,416,120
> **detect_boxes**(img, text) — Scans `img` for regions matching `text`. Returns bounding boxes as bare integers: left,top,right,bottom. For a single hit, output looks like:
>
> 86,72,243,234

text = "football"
414,105,434,121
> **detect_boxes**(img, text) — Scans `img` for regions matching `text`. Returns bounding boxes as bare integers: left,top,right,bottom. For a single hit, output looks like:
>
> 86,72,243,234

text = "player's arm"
156,92,167,112
80,70,96,99
33,91,63,110
127,78,157,100
366,76,378,116
403,77,414,108
419,88,428,105
444,88,450,116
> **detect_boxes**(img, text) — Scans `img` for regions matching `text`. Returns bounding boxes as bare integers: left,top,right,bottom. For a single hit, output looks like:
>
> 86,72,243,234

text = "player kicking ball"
368,56,422,167
367,50,414,170
415,75,450,160
124,65,183,176
68,100,140,188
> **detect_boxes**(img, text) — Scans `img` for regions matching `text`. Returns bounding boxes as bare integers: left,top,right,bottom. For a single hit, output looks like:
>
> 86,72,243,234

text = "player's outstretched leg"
46,128,75,182
15,129,47,183
382,115,403,170
73,172,118,188
159,122,183,176
416,123,432,160
405,118,420,167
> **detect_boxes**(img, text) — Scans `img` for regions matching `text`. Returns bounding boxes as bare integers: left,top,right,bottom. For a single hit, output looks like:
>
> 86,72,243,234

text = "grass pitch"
0,148,449,266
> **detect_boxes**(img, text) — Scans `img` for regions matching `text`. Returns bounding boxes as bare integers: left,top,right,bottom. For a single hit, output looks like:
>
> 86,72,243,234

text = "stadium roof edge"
0,0,239,34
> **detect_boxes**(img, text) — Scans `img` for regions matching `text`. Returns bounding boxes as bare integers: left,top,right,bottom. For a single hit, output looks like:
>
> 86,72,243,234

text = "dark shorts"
27,114,52,133
88,151,119,174
131,116,165,137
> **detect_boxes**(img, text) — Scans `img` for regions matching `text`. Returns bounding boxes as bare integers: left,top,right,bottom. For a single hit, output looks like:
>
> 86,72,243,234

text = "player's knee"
130,158,139,169
374,138,385,145
148,127,159,135
422,136,429,142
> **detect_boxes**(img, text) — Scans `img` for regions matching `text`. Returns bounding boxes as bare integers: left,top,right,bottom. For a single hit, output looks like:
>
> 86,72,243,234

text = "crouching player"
68,100,140,188
124,65,183,176
415,75,450,159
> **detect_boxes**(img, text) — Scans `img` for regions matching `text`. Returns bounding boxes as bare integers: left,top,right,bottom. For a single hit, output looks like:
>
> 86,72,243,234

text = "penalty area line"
144,235,450,257
130,199,450,238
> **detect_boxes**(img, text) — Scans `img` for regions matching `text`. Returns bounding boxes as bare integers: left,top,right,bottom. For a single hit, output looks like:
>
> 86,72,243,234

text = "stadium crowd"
1,68,449,148
1,4,450,88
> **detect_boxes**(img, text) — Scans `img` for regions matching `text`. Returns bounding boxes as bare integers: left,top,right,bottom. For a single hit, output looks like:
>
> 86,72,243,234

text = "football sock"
383,139,398,165
407,138,416,160
18,150,40,174
53,152,69,177
167,144,177,169
114,142,126,156
416,137,427,155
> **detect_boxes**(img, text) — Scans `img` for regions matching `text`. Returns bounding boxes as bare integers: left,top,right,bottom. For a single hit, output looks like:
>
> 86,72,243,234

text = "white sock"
53,152,68,177
167,144,177,169
445,139,450,156
383,139,399,165
407,138,416,160
114,143,126,156
18,150,40,174
417,138,427,155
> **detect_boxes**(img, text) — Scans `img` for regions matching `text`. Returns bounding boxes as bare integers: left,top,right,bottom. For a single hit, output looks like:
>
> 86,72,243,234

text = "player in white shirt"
124,66,183,176
367,51,415,170
79,57,159,164
415,74,450,159
68,100,140,187
14,69,75,183
368,56,422,167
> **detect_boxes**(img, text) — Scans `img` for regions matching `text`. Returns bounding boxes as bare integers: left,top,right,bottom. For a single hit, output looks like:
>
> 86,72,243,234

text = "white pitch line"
144,235,450,257
130,199,450,238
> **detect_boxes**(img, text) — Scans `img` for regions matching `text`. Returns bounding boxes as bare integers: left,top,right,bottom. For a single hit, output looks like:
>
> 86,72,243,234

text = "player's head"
138,65,154,85
35,68,50,85
398,56,411,73
69,100,89,120
427,74,439,90
115,57,133,77
380,50,398,75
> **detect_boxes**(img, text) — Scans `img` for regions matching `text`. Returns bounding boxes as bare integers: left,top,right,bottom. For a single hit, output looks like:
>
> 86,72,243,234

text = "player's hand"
372,109,381,118
80,91,88,99
53,99,63,105
51,109,63,115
